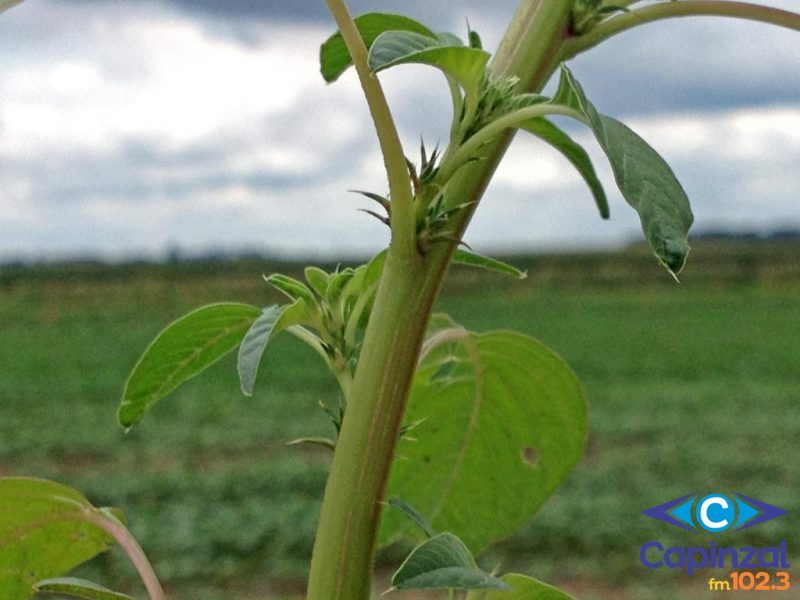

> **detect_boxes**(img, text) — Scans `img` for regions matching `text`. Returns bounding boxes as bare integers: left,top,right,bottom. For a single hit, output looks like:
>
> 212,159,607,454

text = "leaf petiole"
562,1,800,59
438,103,586,182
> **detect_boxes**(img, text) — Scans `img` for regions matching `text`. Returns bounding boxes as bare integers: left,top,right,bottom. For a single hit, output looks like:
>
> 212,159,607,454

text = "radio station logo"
643,492,787,532
639,492,790,583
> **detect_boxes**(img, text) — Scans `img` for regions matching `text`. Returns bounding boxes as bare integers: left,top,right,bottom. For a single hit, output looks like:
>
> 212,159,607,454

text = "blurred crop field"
1,240,799,600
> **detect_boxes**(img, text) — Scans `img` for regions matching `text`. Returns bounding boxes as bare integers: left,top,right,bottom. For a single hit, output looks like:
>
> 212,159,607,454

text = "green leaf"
0,478,122,600
519,118,609,219
304,266,330,296
319,12,435,83
553,66,694,275
119,303,261,429
386,498,437,538
452,249,527,279
265,273,316,305
381,330,586,552
33,577,133,600
391,532,509,591
325,268,355,302
467,573,576,600
368,31,490,110
237,305,287,396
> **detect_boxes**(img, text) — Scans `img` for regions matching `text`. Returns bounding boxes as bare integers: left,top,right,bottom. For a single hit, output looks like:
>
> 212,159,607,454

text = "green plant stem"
439,104,585,181
562,1,800,59
82,512,165,600
323,0,416,260
306,2,574,599
0,0,24,15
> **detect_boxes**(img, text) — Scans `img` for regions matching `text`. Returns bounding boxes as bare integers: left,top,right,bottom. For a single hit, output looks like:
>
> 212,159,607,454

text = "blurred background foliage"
2,239,799,599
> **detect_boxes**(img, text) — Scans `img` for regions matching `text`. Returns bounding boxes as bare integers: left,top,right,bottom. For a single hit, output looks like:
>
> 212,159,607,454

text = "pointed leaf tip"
118,303,261,428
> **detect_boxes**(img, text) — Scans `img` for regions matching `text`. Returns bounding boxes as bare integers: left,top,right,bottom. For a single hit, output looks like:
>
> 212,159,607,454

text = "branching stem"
563,1,800,59
323,0,416,259
439,104,586,182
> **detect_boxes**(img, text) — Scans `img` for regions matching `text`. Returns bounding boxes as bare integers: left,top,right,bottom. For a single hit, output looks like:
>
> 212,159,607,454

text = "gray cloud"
1,0,799,261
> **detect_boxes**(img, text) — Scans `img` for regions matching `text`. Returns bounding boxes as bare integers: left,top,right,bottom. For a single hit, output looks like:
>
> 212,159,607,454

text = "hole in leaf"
521,446,539,467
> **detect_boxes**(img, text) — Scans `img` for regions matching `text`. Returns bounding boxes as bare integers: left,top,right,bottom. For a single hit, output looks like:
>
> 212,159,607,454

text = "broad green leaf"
381,330,586,552
237,305,286,396
0,478,122,600
368,31,490,110
33,577,133,600
519,118,609,219
391,532,509,591
452,249,527,279
467,574,576,600
119,303,260,428
553,66,693,275
320,12,435,83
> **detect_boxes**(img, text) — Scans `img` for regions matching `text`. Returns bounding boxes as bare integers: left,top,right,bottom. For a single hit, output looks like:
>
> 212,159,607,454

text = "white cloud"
0,0,799,261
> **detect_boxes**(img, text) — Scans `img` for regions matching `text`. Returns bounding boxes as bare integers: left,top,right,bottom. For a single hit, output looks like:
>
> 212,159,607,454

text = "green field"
2,242,799,599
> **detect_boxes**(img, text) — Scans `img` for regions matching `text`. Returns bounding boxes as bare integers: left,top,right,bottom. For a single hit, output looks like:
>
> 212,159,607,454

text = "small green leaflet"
452,249,527,279
368,30,490,113
319,12,435,82
552,66,694,276
237,305,285,396
391,532,509,591
265,273,316,306
381,330,586,552
0,478,124,600
519,118,609,219
303,266,330,296
467,574,576,600
33,577,133,600
387,498,437,538
119,303,261,429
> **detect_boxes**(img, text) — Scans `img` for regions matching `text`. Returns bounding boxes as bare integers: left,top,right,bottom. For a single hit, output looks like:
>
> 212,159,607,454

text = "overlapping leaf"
119,303,261,428
552,66,694,275
33,577,133,600
391,532,509,591
452,249,527,279
368,31,490,110
238,304,296,396
519,118,609,219
467,573,576,599
381,330,586,552
0,479,123,600
319,12,435,82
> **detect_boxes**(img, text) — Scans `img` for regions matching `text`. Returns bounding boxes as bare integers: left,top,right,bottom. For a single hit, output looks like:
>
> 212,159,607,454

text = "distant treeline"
2,235,800,289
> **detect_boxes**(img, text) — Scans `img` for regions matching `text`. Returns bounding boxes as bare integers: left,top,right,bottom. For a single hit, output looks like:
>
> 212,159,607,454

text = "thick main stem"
306,2,573,598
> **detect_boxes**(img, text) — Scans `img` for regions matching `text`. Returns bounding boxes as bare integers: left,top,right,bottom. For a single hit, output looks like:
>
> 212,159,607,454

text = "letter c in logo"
698,494,734,532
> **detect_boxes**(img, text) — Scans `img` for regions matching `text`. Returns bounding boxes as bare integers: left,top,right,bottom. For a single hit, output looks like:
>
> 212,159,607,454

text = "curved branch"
562,1,800,60
324,0,416,259
438,103,586,182
82,512,165,600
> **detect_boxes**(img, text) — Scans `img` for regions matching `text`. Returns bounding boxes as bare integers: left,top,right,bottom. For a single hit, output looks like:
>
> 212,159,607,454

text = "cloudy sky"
0,0,798,261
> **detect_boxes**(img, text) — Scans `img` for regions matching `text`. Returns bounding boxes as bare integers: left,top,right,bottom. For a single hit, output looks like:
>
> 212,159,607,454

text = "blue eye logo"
643,493,786,532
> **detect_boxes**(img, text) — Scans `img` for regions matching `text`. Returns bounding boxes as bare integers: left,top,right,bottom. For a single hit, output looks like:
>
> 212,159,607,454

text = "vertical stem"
306,2,574,598
324,0,416,260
